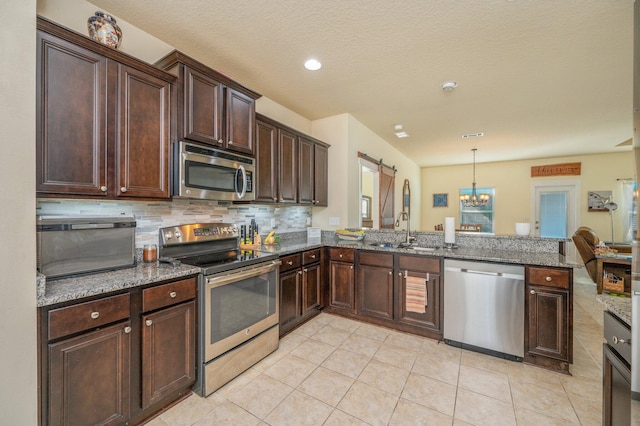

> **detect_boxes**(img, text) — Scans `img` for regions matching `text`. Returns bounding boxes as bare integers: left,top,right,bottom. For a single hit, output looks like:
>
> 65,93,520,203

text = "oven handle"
235,165,247,199
206,260,281,288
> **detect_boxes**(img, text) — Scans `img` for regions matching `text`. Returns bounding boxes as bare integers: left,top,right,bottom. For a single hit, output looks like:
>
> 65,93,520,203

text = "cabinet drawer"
280,253,302,273
398,255,440,273
48,293,130,340
302,249,321,265
527,267,570,289
142,277,197,313
328,247,354,262
359,251,393,268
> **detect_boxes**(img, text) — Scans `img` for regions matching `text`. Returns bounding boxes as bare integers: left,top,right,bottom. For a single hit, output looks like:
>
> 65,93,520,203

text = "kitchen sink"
368,243,397,248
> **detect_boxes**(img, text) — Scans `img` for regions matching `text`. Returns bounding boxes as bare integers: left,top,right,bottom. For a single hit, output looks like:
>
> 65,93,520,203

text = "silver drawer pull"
612,336,629,345
100,186,107,192
228,140,234,145
146,320,153,326
90,312,99,319
545,276,552,282
530,290,536,295
287,261,293,265
169,291,177,298
311,255,316,259
339,254,343,258
124,326,132,334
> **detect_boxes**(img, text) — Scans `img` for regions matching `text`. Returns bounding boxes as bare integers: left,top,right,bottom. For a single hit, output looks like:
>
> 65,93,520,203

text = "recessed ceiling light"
304,58,322,71
394,124,409,138
441,81,458,91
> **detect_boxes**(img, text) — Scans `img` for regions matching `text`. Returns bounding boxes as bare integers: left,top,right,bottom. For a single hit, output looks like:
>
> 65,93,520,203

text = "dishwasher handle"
445,266,524,281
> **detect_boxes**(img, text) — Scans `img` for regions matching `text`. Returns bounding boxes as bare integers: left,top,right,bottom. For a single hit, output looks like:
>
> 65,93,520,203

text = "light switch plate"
329,217,340,226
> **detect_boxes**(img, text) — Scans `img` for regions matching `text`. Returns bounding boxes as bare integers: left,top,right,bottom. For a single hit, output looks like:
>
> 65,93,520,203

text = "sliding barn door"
379,165,395,229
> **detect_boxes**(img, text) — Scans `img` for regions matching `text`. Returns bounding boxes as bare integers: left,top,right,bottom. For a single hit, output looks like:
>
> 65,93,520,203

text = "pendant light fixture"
460,148,490,207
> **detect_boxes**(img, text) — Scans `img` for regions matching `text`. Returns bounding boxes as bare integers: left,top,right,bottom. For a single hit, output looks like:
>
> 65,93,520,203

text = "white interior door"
531,179,580,241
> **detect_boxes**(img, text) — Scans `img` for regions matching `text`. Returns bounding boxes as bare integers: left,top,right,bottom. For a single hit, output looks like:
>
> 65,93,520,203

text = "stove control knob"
164,232,173,240
175,231,182,238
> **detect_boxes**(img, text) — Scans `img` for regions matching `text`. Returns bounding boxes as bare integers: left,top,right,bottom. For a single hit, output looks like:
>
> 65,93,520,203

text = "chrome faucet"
396,179,415,247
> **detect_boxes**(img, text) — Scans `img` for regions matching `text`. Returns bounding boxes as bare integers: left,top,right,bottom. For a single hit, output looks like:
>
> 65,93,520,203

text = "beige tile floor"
146,267,605,425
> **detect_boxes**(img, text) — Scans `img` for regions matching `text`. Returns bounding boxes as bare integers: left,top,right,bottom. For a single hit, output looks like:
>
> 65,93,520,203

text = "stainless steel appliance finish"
443,259,525,360
632,240,640,401
37,215,136,279
173,141,255,201
603,310,632,425
158,222,279,397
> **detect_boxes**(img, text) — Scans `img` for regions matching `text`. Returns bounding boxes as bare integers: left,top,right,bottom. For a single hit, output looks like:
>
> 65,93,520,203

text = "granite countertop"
38,262,201,307
37,236,576,308
274,238,575,269
597,293,632,326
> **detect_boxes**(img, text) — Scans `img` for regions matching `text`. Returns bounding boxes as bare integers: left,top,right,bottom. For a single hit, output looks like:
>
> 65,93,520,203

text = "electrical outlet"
329,216,340,226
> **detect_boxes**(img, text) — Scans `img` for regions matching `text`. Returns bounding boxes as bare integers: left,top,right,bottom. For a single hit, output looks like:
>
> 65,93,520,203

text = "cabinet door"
302,263,321,316
48,321,131,426
329,261,355,311
225,88,255,155
357,264,394,320
526,286,569,361
183,65,223,146
141,301,196,409
115,63,170,198
298,137,315,205
314,143,329,206
398,271,442,333
37,30,108,196
602,344,631,426
279,269,301,334
379,165,395,228
278,129,298,203
255,120,278,203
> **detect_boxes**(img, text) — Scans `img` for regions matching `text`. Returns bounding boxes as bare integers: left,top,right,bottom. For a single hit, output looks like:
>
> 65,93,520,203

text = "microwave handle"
235,165,247,199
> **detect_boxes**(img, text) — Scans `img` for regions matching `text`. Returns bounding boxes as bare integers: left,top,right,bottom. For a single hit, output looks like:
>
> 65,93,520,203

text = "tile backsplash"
37,199,312,247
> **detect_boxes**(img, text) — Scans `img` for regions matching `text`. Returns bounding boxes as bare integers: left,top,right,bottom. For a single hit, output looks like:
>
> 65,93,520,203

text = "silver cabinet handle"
228,140,234,145
100,186,107,192
612,336,629,345
279,197,284,202
304,268,308,272
217,139,224,145
350,265,353,270
388,271,392,275
311,255,316,259
545,276,552,282
120,187,127,193
287,261,293,265
273,197,278,201
339,254,343,258
399,272,402,276
169,291,177,298
124,326,131,334
146,319,153,326
90,312,99,319
530,289,536,295
298,270,303,275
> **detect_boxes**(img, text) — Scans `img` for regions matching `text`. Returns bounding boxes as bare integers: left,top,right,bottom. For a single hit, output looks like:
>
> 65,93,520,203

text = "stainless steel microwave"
173,141,255,201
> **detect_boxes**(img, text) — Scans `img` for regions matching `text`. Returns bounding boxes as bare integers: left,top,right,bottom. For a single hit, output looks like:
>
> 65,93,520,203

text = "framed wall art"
588,190,612,212
433,193,448,207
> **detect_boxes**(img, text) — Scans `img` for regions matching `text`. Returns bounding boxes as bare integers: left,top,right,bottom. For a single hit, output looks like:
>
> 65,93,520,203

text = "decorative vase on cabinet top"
515,223,531,236
87,11,122,49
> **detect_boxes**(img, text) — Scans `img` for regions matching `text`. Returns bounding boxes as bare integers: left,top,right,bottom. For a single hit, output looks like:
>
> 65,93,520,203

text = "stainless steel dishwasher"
443,259,525,361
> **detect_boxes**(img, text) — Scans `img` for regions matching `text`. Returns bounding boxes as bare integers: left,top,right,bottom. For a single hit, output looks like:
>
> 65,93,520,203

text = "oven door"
175,141,255,201
204,260,279,361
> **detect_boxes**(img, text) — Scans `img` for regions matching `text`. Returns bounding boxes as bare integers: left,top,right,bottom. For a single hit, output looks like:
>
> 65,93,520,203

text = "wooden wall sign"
531,162,581,177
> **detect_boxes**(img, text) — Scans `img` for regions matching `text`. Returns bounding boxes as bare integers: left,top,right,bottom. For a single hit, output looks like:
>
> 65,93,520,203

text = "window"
459,187,495,233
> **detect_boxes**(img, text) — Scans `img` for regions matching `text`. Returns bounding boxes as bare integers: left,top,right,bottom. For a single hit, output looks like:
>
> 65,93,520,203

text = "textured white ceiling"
92,0,634,167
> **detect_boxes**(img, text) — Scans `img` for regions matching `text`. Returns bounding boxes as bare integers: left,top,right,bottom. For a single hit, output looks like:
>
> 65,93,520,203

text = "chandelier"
460,148,490,208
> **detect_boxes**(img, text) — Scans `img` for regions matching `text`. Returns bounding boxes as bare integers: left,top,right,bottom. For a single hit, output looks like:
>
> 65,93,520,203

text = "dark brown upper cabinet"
36,17,173,200
255,113,330,205
155,51,260,156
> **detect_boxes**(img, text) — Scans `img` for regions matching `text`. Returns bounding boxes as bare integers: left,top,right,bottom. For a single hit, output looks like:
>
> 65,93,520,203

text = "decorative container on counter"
87,11,122,49
515,222,531,236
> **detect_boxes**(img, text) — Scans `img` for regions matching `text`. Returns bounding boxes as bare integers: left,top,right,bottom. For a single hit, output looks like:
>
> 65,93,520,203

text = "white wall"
1,1,37,424
312,113,421,231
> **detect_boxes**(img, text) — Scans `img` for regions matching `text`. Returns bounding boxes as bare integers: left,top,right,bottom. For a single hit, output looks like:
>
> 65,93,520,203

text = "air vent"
462,132,484,139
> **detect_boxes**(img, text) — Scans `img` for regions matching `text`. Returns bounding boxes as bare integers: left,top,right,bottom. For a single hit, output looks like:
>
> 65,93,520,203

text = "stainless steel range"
159,223,280,397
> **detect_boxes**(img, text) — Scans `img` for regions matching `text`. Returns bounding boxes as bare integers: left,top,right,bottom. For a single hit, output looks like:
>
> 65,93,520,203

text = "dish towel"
405,275,427,314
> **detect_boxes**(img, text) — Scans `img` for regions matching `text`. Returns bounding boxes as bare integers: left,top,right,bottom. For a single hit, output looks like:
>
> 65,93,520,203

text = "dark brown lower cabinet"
48,321,131,426
356,251,394,321
397,255,442,336
602,344,631,426
278,249,323,336
141,300,196,409
40,276,198,426
329,260,355,312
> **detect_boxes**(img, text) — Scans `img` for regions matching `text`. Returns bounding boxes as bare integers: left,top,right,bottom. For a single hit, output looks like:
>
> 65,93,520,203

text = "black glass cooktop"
178,249,278,275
